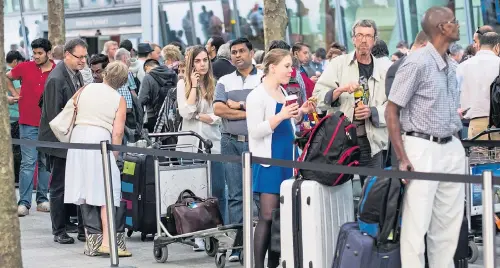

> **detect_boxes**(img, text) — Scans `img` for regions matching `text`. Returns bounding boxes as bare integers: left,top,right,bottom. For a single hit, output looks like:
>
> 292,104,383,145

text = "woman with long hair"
246,49,315,268
176,45,225,250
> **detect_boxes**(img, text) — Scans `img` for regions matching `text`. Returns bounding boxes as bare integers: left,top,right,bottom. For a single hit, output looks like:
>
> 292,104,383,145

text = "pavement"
17,192,499,268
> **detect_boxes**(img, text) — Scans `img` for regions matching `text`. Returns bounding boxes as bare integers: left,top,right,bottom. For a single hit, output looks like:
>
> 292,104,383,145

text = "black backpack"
154,86,182,144
154,73,177,118
358,172,404,244
489,66,500,128
297,111,361,186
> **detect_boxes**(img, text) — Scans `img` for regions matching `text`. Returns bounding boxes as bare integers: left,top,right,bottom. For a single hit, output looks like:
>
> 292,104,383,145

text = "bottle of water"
168,109,175,122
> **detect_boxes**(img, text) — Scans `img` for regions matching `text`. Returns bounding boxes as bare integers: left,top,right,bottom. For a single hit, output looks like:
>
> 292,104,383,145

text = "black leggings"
254,193,280,268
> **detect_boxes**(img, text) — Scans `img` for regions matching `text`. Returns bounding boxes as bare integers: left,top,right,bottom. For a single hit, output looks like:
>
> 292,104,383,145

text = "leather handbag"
172,189,223,234
49,85,87,142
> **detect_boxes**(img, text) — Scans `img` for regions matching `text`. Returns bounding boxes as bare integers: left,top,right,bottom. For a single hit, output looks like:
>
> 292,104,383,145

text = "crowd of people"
6,4,494,268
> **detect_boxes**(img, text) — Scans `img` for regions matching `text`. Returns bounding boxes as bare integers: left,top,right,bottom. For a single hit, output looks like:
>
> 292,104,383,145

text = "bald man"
52,45,64,64
473,25,494,52
385,6,464,268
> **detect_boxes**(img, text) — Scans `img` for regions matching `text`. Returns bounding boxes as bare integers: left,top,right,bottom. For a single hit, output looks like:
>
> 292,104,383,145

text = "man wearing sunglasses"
39,38,89,245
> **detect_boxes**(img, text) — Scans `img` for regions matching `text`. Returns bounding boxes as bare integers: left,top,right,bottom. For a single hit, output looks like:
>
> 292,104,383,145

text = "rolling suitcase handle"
148,131,213,152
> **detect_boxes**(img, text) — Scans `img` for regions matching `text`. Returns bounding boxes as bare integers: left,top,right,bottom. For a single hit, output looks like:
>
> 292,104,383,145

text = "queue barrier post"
242,152,254,268
482,170,496,268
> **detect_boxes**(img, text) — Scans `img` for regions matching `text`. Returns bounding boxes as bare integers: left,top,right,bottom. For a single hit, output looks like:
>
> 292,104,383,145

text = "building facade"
2,0,495,55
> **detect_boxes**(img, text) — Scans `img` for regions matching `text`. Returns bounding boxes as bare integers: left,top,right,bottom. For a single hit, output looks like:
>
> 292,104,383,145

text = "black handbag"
270,208,281,253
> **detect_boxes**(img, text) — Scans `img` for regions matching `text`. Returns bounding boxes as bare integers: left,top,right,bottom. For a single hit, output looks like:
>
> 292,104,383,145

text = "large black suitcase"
121,153,157,241
425,215,469,268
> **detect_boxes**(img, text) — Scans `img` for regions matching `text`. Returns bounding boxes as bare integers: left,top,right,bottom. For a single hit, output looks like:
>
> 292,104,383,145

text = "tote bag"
49,85,87,142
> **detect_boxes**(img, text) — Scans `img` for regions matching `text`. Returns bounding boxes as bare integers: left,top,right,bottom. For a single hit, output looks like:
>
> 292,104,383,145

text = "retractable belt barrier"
10,137,500,268
11,138,500,185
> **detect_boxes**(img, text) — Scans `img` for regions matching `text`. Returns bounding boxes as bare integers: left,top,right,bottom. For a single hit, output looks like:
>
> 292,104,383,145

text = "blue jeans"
18,125,50,208
221,135,249,225
211,161,228,224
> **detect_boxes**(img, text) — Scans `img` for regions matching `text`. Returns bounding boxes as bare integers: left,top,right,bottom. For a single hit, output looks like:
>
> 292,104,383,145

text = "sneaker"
36,202,50,212
192,238,205,252
17,205,29,217
228,250,240,262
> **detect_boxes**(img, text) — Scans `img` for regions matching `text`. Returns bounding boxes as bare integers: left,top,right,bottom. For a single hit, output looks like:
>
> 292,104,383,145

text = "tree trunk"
0,0,23,267
47,0,65,46
263,0,288,50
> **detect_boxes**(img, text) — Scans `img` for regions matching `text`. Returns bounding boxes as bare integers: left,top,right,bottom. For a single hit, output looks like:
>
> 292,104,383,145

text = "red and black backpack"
297,111,360,186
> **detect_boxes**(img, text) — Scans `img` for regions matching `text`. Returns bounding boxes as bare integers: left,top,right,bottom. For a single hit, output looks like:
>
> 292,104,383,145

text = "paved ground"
18,191,499,268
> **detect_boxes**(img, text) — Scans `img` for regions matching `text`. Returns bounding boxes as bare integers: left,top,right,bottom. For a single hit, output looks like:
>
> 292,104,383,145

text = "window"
402,0,468,47
81,0,114,8
65,0,82,9
286,0,337,51
340,0,399,53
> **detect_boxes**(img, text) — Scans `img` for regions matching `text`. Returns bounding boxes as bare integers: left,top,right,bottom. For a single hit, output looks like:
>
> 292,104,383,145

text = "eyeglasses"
69,51,88,61
354,33,375,41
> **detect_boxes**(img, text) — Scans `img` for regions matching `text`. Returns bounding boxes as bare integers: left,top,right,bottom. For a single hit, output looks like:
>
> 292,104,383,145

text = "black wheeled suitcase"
121,153,157,241
425,215,469,268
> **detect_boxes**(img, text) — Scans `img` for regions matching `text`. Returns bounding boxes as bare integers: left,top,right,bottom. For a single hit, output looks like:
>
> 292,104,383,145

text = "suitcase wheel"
239,251,244,266
141,233,147,242
467,240,479,263
215,253,226,268
126,230,133,238
154,246,168,263
204,237,219,257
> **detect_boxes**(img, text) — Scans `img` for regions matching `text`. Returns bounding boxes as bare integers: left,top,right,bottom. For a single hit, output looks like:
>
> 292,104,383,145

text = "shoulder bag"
49,85,88,143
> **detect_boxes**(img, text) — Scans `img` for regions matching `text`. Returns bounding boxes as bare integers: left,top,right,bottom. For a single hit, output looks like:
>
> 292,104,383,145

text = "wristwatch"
239,101,246,111
195,113,200,120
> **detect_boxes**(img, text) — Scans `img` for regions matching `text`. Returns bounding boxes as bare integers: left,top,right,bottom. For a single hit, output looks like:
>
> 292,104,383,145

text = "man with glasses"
39,38,88,244
6,38,54,217
385,7,464,268
313,19,388,187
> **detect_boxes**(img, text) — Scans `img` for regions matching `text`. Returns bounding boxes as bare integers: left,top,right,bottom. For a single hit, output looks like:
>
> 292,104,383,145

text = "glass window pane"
115,0,140,4
81,0,114,8
23,0,47,11
403,0,468,47
231,0,265,50
65,0,81,9
341,0,399,53
286,0,337,51
162,2,197,46
192,1,230,45
6,0,21,13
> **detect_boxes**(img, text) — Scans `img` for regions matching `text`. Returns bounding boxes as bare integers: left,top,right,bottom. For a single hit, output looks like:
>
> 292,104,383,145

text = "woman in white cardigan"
176,45,224,250
246,49,315,268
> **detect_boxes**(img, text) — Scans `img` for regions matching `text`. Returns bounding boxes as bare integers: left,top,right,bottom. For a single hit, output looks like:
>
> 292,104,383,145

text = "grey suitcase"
281,179,354,268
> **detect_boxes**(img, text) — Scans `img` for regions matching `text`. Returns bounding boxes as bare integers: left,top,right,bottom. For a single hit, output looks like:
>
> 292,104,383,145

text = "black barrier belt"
11,138,241,164
11,138,500,185
252,156,500,185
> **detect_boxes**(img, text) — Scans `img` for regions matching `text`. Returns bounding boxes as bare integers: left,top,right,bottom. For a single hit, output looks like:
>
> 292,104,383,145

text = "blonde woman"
246,49,315,268
162,44,183,72
64,61,131,257
176,45,225,250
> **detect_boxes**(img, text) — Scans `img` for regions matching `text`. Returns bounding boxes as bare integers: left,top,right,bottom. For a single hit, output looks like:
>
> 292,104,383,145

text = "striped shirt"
388,43,462,138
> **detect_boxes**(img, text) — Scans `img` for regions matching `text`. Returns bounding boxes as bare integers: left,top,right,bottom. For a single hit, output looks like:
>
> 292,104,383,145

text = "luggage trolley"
463,128,500,264
147,131,243,267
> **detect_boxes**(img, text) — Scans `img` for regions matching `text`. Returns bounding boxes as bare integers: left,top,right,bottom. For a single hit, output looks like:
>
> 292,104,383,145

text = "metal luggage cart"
147,131,243,268
463,128,500,264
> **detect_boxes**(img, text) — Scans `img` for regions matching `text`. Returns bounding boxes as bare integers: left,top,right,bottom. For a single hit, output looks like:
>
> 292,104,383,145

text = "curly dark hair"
89,54,110,69
31,38,52,53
